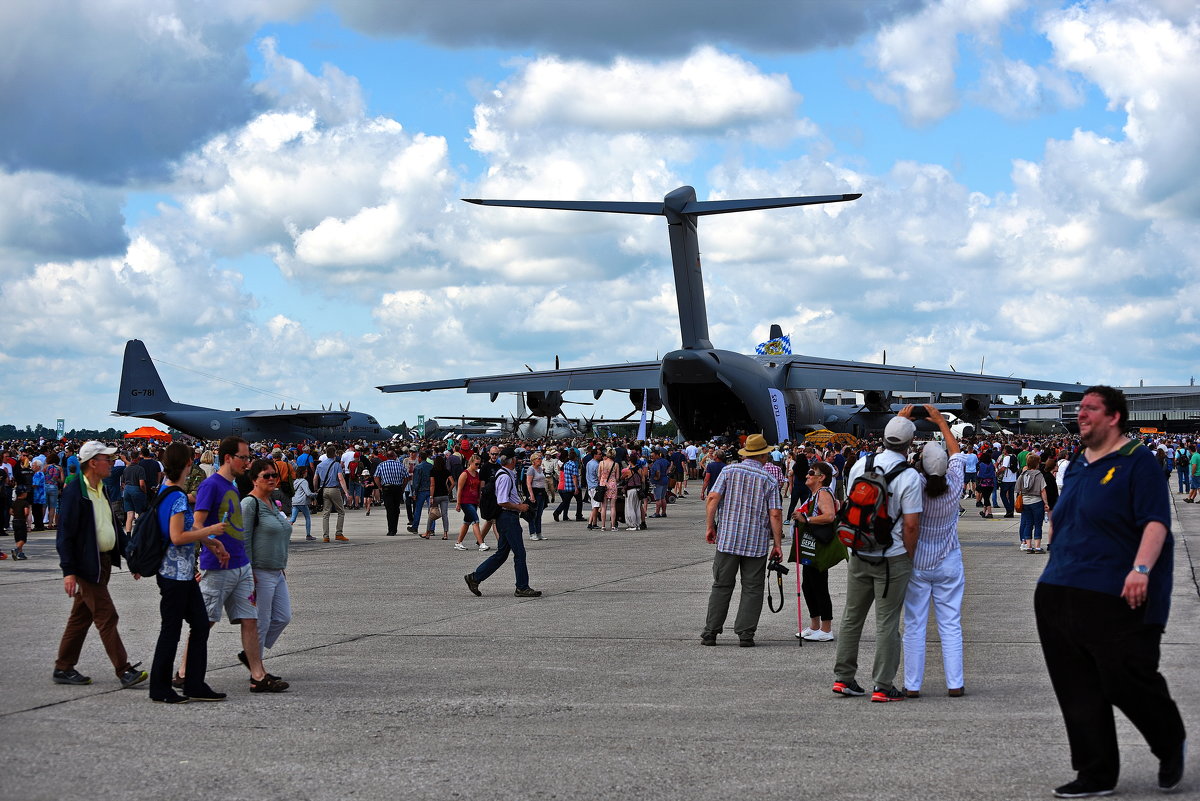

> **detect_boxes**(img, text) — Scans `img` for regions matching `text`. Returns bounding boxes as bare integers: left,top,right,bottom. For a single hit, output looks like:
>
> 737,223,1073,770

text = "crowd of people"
2,386,1195,793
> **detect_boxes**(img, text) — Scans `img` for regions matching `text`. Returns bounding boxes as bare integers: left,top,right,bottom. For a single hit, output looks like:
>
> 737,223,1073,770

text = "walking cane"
793,520,803,648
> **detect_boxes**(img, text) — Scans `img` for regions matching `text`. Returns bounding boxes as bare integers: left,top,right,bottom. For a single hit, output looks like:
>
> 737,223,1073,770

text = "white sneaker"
453,543,467,551
478,543,490,551
1019,542,1029,551
626,526,638,531
798,627,813,639
803,630,835,642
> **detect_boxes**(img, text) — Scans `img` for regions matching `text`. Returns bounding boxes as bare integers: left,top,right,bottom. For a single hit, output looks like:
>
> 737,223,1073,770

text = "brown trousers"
55,553,131,677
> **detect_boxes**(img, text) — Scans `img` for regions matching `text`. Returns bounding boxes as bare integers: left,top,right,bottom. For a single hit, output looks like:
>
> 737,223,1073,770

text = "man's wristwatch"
1133,564,1150,575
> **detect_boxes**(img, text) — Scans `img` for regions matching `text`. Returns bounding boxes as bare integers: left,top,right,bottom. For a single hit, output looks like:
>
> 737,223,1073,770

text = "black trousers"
1035,582,1185,786
802,563,833,621
553,490,580,520
150,575,210,698
786,485,811,519
381,485,404,535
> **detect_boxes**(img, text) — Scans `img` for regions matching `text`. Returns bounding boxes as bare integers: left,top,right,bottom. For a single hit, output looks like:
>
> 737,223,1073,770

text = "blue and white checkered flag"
755,334,792,356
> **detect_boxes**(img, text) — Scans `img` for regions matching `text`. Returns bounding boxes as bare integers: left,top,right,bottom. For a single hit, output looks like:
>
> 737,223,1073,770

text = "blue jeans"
1019,500,1045,542
289,504,311,537
999,482,1015,515
528,489,547,535
412,491,429,531
471,511,529,589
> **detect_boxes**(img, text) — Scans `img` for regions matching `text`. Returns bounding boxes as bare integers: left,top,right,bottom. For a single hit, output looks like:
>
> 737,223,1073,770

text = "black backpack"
124,485,184,576
478,468,505,521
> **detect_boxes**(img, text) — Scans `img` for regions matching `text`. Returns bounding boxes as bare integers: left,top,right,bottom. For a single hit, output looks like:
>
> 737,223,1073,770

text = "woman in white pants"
902,407,966,698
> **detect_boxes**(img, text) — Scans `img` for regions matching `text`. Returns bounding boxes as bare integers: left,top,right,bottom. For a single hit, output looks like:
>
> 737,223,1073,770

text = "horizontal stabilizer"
682,194,861,216
463,198,664,216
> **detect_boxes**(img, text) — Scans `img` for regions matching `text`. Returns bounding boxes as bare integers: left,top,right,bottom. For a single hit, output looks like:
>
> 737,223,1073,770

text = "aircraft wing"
378,361,662,394
767,354,1085,396
237,410,352,424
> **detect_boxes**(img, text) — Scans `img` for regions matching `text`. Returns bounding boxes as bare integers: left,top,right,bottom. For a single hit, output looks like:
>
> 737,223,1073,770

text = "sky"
2,0,1198,432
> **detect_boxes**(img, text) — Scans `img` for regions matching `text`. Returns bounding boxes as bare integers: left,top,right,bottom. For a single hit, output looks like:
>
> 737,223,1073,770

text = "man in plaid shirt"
701,434,783,647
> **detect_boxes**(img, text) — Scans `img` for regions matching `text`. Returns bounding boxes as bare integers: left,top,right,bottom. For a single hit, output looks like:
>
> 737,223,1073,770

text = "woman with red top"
454,455,489,551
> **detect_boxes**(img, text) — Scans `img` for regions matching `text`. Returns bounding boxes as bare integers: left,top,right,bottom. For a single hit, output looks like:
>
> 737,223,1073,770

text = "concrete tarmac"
1,487,1197,801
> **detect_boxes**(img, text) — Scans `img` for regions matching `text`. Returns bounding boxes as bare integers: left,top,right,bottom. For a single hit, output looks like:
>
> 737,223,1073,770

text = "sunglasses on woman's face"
807,470,819,476
258,473,278,480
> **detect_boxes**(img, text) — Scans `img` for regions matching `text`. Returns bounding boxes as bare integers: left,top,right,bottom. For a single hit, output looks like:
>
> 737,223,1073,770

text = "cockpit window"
367,416,378,424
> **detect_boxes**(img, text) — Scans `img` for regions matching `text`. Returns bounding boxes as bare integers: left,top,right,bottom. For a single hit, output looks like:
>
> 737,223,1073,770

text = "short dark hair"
247,458,274,482
1084,385,1129,427
162,442,193,482
218,436,248,467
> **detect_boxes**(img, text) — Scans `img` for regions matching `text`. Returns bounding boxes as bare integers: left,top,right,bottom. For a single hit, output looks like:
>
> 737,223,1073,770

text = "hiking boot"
323,536,330,542
1052,779,1114,798
464,573,482,596
832,679,865,696
119,664,149,689
52,668,92,686
871,686,906,702
335,534,349,542
514,587,542,597
1159,739,1186,792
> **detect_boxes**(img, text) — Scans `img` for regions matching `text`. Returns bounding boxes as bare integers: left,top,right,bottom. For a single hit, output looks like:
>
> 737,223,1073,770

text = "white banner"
767,388,789,444
635,390,649,441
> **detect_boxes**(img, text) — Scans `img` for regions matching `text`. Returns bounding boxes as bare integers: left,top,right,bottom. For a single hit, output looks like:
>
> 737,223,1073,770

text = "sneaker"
797,628,811,639
150,693,190,704
464,573,482,596
52,668,92,686
323,536,330,542
306,535,317,541
514,587,542,597
335,534,349,542
639,522,647,530
1159,738,1186,792
871,686,906,702
803,630,835,642
738,637,754,648
184,685,227,702
1052,780,1115,798
832,680,866,696
119,664,149,689
625,526,638,531
477,543,490,551
1020,542,1030,551
700,634,717,646
0,552,6,560
9,549,17,560
453,542,468,551
1032,547,1046,554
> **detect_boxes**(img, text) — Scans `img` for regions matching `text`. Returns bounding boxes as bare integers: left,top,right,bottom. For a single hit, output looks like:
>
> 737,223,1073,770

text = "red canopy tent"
124,426,173,442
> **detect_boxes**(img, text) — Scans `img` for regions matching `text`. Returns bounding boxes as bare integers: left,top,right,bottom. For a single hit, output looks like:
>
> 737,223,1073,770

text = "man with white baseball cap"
52,441,148,689
832,410,922,703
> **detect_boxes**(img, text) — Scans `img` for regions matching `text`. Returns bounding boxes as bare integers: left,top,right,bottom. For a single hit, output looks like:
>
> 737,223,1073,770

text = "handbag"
795,524,849,572
429,503,442,522
1014,470,1024,512
595,463,612,502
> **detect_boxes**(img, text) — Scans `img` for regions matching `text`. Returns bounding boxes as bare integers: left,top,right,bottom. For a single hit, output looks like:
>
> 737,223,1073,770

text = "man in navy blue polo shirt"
1035,386,1185,798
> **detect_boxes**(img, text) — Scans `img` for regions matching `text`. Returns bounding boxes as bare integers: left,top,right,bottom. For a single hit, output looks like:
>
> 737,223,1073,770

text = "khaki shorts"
200,564,257,623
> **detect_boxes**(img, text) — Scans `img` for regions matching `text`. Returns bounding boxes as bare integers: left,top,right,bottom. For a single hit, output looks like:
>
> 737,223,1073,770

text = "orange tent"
124,426,172,442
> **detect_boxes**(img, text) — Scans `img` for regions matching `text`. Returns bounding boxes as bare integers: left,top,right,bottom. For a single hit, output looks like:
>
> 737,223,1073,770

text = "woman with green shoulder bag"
792,462,846,641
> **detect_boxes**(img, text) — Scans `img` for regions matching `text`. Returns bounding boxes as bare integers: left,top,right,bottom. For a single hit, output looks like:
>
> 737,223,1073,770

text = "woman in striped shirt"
902,406,966,698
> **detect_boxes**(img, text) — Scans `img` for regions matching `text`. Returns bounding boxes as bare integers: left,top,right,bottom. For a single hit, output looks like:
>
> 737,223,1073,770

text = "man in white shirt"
832,412,922,703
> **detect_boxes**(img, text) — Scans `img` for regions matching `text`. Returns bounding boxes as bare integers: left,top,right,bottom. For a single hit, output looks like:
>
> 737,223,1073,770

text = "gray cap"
921,441,949,476
883,417,916,447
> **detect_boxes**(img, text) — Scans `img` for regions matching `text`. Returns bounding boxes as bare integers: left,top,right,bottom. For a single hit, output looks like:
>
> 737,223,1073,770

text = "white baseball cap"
79,441,118,462
883,417,916,447
921,442,949,476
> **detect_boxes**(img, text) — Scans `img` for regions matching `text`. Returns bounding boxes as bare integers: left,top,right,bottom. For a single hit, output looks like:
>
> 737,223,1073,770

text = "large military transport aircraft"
379,186,1082,441
114,339,390,443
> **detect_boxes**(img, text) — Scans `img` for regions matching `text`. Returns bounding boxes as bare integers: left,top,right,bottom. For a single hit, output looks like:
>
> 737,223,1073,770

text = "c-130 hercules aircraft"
379,186,1081,441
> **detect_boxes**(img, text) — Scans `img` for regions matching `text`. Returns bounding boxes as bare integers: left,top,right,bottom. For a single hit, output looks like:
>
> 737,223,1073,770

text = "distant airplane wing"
766,354,1085,396
238,410,352,423
378,361,661,394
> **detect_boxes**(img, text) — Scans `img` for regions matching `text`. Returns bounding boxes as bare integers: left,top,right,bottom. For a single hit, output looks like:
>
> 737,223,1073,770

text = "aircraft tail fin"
115,339,179,414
